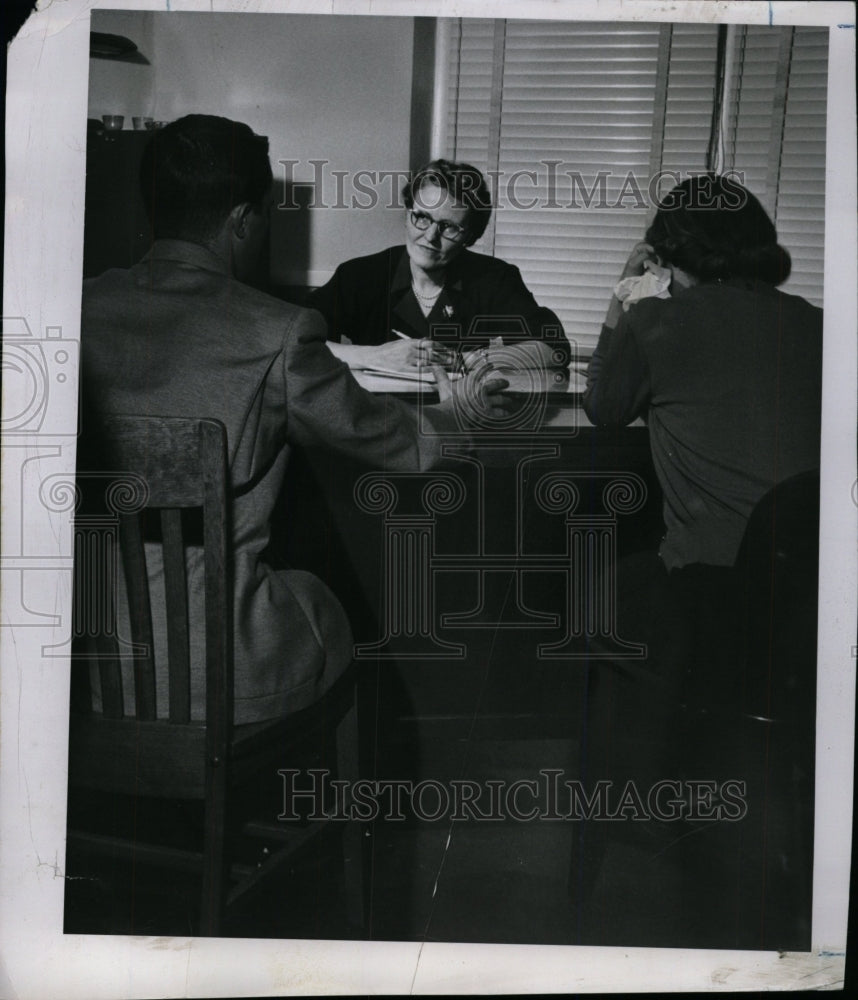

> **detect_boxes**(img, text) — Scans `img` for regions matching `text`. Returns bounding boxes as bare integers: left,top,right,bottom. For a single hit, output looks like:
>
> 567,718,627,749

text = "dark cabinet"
83,130,153,279
82,126,270,291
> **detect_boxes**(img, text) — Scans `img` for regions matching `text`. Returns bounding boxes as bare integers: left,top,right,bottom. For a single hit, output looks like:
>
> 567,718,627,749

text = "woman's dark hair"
140,114,273,242
645,173,791,285
402,159,493,243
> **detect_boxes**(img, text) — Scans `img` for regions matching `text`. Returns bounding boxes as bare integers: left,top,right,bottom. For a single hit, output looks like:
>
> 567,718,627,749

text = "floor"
63,549,814,950
64,720,813,951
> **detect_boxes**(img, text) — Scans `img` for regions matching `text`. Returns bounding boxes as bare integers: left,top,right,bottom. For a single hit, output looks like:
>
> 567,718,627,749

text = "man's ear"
230,202,253,239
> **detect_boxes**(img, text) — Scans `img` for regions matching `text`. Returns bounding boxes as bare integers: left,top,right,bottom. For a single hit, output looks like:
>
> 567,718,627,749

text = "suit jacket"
308,245,571,365
81,239,453,723
583,278,822,569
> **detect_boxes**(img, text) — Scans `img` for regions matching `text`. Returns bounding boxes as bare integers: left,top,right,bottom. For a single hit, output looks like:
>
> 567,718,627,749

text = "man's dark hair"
402,158,493,243
140,114,273,242
645,173,791,286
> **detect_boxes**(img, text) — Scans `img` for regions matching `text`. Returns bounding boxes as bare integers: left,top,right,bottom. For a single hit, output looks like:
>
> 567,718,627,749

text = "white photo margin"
1,1,855,995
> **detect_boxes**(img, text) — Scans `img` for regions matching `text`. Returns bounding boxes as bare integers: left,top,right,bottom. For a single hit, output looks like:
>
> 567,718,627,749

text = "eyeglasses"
409,210,468,243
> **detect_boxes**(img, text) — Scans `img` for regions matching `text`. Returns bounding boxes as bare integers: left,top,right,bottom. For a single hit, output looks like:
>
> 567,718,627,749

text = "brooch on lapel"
443,305,455,319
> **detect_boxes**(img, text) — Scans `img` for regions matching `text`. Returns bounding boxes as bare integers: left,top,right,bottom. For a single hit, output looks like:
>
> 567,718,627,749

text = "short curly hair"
140,114,273,242
645,174,791,286
402,159,493,244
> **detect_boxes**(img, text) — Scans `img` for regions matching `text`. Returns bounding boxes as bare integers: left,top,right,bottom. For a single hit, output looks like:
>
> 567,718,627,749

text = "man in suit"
80,114,505,724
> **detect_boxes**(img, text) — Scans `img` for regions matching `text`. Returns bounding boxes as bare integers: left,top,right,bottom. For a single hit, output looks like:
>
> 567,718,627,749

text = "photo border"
1,1,855,995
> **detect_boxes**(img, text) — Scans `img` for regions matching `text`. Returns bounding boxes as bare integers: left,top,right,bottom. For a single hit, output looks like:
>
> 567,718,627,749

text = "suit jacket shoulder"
192,269,325,351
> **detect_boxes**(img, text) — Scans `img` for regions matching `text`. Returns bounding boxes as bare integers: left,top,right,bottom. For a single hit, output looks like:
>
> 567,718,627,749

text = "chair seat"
69,712,210,798
68,707,318,799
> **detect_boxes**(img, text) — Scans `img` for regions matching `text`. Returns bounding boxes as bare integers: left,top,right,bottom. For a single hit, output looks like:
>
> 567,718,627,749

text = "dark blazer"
81,239,455,724
309,245,571,365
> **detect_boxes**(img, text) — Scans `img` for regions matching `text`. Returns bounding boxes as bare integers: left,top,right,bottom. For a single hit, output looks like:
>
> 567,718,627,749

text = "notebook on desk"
360,366,463,384
354,367,587,396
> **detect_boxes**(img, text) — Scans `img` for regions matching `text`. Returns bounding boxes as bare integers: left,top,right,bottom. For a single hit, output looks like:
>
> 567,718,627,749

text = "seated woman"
308,158,570,372
581,175,822,949
585,173,822,579
583,171,823,751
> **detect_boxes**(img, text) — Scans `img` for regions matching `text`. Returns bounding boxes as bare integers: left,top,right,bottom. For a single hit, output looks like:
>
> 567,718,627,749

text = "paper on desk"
361,366,463,383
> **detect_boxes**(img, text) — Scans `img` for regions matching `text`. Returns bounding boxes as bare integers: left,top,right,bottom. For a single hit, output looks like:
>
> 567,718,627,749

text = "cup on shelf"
132,116,153,131
101,115,124,131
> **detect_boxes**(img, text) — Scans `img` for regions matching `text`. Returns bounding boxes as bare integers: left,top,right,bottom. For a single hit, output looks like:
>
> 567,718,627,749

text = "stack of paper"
360,367,463,383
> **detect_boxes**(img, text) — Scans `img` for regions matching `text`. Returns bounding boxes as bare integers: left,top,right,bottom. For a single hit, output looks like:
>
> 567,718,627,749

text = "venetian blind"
442,20,828,346
721,25,827,307
776,27,827,307
723,26,784,208
446,19,667,350
660,24,720,179
445,18,495,176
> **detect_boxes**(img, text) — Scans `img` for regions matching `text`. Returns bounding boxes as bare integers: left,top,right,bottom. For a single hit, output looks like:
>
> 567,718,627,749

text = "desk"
353,366,644,431
277,367,660,740
354,365,589,398
280,366,812,953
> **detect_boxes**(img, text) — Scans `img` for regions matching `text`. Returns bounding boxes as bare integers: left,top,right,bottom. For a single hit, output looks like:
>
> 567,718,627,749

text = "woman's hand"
462,340,558,373
619,242,657,280
432,363,512,423
461,347,490,372
367,338,455,370
604,242,658,331
328,338,457,371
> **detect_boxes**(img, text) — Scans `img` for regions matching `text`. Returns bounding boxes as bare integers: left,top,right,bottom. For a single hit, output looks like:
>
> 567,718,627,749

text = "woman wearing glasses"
308,159,569,371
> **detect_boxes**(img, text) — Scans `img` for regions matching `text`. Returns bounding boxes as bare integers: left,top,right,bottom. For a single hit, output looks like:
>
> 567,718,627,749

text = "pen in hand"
393,329,460,371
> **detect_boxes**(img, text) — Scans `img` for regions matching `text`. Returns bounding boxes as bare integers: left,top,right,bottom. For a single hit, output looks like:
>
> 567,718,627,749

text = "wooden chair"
66,415,364,936
571,470,819,948
657,469,819,948
719,468,818,946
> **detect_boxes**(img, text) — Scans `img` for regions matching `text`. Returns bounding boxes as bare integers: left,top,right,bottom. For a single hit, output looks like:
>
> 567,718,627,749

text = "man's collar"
144,239,232,276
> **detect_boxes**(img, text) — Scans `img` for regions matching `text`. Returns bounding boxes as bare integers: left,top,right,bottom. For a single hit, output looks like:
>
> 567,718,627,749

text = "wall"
89,9,416,285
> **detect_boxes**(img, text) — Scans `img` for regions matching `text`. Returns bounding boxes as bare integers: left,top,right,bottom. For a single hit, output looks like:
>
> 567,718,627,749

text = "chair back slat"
198,420,232,922
201,420,233,740
72,526,125,718
118,512,157,721
74,416,231,731
161,507,192,723
94,634,124,719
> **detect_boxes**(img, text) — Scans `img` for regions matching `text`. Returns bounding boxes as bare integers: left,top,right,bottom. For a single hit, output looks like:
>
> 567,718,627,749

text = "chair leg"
200,762,229,936
336,665,376,936
568,665,608,918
